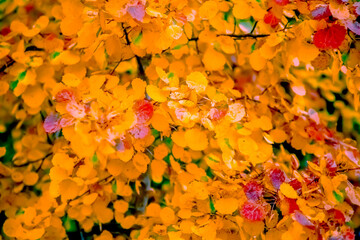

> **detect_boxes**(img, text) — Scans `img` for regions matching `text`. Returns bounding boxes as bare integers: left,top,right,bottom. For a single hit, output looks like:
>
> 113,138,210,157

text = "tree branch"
121,23,145,79
216,33,270,39
189,33,269,42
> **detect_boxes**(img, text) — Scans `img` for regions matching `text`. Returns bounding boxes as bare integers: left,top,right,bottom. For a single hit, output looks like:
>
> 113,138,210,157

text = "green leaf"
18,71,26,81
207,156,219,163
133,33,143,45
164,137,173,149
342,53,349,64
167,72,174,78
172,44,183,50
96,27,102,37
206,168,214,178
91,153,98,164
201,176,208,182
224,138,233,150
333,190,344,203
9,79,18,90
62,216,78,232
112,180,117,193
151,129,160,138
251,42,256,52
133,230,141,239
16,209,24,215
209,198,216,214
223,11,230,21
167,226,178,232
50,51,60,60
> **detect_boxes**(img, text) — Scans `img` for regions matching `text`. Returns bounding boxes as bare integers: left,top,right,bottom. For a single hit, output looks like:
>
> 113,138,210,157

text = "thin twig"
36,152,52,172
13,152,53,168
250,21,258,34
0,58,15,73
189,33,269,42
110,59,122,75
122,23,145,79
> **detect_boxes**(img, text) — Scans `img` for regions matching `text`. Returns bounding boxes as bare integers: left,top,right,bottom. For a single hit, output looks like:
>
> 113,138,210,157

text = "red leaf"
240,201,266,221
313,24,346,50
209,108,227,121
273,0,290,6
55,89,75,103
264,12,280,28
133,99,154,124
269,168,286,189
311,5,332,20
244,181,263,201
0,27,11,36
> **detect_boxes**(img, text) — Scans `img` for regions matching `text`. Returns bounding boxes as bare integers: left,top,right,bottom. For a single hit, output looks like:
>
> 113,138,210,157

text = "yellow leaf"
233,2,251,19
83,193,98,205
0,147,6,158
22,69,37,85
133,152,150,173
151,159,167,183
3,219,21,238
155,67,168,82
243,220,265,237
266,33,284,47
320,175,337,204
238,137,258,155
114,199,129,213
186,71,208,93
259,116,272,131
160,207,176,225
291,134,307,150
0,42,10,60
218,36,236,54
226,103,245,123
61,17,83,36
107,158,123,176
249,50,266,71
297,42,319,63
166,25,183,40
62,73,81,87
77,22,97,49
260,43,277,60
270,129,287,143
199,1,218,19
58,51,80,65
146,85,168,102
202,48,226,71
35,15,49,29
59,179,81,201
105,34,124,59
10,20,28,34
171,131,187,148
214,198,238,214
23,171,39,186
146,203,161,217
151,112,170,132
184,128,208,151
280,183,298,199
22,86,46,108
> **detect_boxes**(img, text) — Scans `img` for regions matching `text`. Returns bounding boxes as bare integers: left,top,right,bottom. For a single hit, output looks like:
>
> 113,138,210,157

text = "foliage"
1,0,360,239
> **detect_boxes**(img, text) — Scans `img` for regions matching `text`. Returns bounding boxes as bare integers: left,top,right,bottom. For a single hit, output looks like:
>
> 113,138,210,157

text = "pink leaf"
43,114,61,133
128,3,145,21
